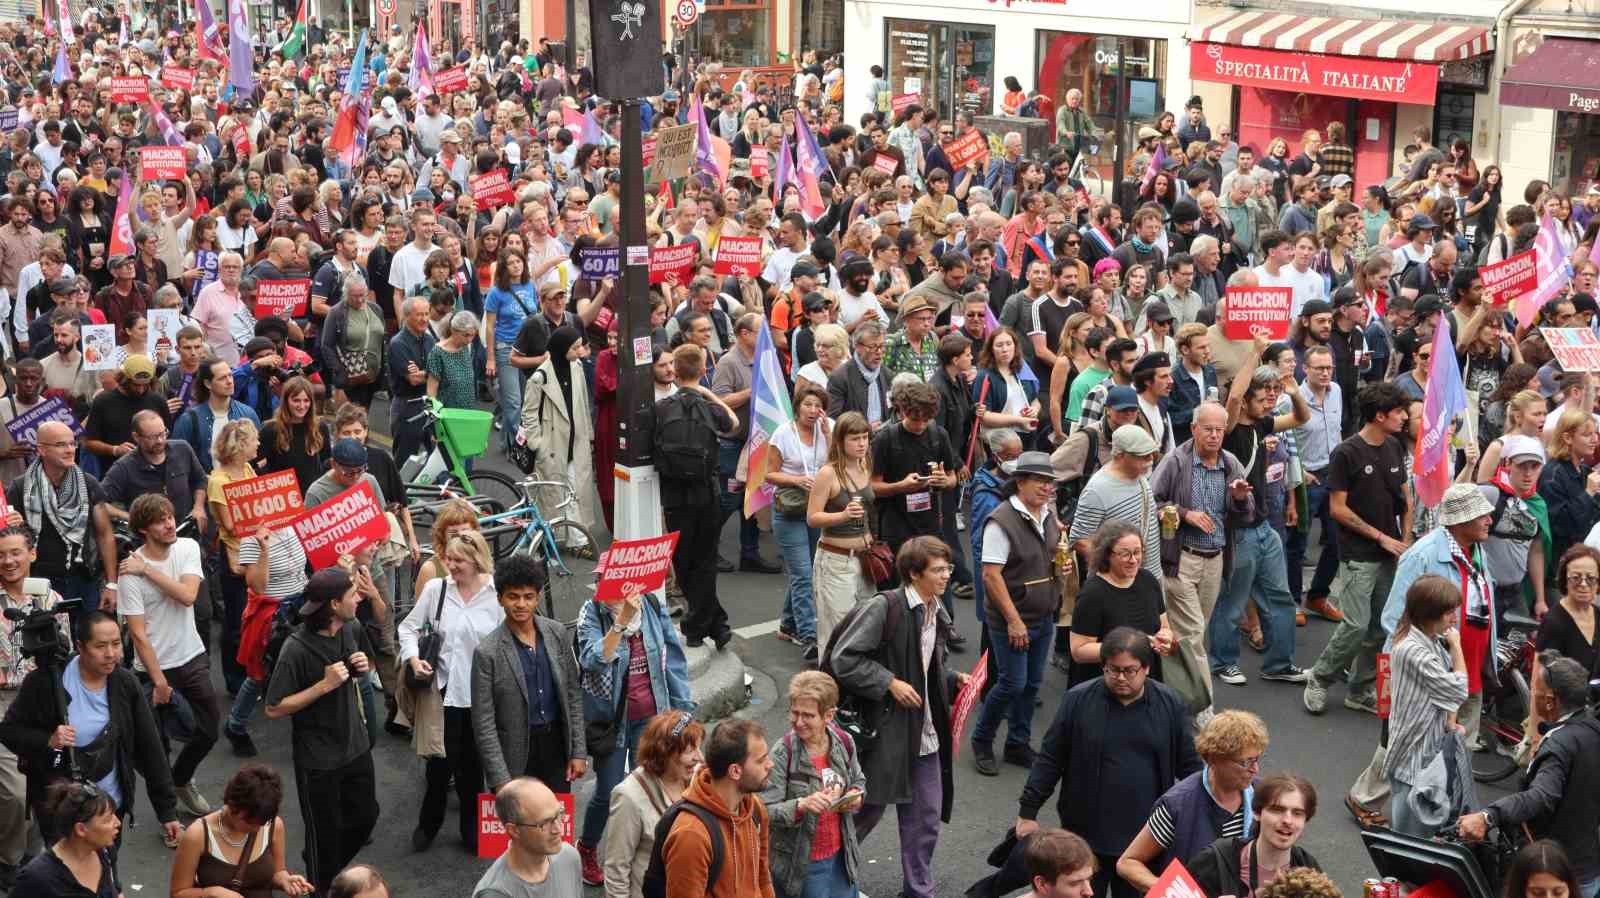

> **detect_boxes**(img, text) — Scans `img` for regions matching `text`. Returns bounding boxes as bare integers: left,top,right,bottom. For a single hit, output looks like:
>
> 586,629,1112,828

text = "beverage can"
1159,504,1179,539
1363,880,1385,898
1383,877,1401,898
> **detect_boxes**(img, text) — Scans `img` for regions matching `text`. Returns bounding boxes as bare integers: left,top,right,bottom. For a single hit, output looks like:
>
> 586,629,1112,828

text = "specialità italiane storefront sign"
1190,41,1439,105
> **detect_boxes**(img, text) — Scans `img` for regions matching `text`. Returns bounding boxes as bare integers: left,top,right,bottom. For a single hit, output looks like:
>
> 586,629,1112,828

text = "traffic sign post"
673,0,698,27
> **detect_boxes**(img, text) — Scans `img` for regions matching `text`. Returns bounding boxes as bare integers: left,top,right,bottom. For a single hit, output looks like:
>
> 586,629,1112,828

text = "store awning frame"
1187,10,1493,63
1499,37,1600,114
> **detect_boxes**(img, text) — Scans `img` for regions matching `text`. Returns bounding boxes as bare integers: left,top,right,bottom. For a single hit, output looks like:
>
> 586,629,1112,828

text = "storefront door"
1035,33,1167,196
885,20,995,122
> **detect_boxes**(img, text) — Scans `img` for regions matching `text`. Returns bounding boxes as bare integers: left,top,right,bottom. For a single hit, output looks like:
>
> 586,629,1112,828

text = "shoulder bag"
404,579,447,690
585,631,630,757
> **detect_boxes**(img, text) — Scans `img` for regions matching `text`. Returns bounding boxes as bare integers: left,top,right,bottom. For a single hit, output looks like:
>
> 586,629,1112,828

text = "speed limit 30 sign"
673,0,698,27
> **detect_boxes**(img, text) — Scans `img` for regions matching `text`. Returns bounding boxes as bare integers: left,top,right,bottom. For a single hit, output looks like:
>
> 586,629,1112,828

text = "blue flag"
51,44,71,85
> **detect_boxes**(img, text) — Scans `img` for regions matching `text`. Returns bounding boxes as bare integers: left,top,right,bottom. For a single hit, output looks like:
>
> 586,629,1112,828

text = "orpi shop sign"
1190,42,1439,105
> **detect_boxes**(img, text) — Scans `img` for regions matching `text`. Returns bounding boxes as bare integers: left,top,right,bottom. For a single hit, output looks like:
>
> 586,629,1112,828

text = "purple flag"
1141,142,1167,194
227,0,255,95
145,100,184,147
329,30,371,168
772,137,794,203
1414,318,1467,508
408,25,434,101
1518,212,1576,330
195,0,224,62
692,94,721,188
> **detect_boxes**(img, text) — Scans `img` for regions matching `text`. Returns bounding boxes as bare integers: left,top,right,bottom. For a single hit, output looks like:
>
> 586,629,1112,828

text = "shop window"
1554,111,1600,197
885,20,994,122
701,2,771,69
1433,88,1475,153
1034,32,1165,187
800,0,843,60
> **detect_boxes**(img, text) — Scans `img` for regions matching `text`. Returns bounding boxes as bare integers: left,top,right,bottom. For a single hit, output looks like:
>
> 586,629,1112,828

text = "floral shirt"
883,330,938,383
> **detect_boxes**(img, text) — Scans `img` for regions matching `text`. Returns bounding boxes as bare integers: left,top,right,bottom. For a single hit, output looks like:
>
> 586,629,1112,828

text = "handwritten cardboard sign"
470,170,517,208
649,243,698,285
223,469,306,533
477,791,574,858
110,77,150,104
433,65,469,94
82,325,116,371
290,480,390,569
643,122,694,184
1222,286,1293,341
713,236,763,278
4,397,79,446
1481,249,1538,306
160,66,195,91
254,279,311,318
579,247,621,279
1541,327,1600,372
140,146,187,181
594,533,680,602
943,130,989,169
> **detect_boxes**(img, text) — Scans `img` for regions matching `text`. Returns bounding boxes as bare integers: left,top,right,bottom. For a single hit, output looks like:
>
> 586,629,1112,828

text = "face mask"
999,460,1018,475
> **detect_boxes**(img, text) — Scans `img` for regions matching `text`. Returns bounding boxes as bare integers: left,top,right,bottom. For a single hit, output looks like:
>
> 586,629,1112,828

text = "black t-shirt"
871,421,960,544
365,444,405,511
513,310,580,360
1536,601,1599,676
257,420,335,496
83,388,171,461
6,474,108,579
1221,417,1275,528
1325,432,1407,562
264,623,370,770
13,848,118,898
656,391,736,509
1069,570,1165,686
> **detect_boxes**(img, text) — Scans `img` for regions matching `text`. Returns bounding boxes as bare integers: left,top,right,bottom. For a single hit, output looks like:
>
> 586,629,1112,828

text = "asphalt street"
103,425,1509,898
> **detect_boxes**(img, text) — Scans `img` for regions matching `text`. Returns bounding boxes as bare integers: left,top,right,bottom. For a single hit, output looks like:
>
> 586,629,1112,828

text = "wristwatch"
1481,808,1497,829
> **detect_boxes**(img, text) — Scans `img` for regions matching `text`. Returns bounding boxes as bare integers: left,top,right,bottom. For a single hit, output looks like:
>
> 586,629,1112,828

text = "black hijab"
546,326,582,456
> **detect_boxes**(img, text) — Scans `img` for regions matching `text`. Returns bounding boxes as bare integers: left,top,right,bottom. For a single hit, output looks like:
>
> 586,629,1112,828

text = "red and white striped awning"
1187,11,1494,62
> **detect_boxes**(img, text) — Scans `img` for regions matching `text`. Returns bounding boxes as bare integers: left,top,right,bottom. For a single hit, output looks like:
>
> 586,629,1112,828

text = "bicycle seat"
1502,610,1538,630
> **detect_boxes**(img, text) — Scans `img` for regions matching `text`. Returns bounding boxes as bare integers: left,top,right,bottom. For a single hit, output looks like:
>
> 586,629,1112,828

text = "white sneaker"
175,783,211,816
1194,706,1217,729
1303,679,1329,715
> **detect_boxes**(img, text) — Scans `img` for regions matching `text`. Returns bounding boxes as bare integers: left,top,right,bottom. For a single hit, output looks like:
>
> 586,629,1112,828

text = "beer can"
1362,879,1385,898
1383,877,1402,898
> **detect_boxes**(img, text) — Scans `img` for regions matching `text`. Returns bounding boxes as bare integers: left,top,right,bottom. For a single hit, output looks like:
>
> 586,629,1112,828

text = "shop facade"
1493,2,1600,199
1187,8,1496,194
844,0,1190,167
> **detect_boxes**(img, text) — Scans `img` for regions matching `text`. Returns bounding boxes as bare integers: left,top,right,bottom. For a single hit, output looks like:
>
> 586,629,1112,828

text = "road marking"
733,618,781,639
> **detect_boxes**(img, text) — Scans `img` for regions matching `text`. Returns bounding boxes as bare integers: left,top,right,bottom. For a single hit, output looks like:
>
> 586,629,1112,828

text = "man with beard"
83,355,170,474
660,719,776,898
1290,299,1334,381
97,254,152,343
1327,288,1370,438
39,312,102,420
1132,352,1178,458
0,359,45,482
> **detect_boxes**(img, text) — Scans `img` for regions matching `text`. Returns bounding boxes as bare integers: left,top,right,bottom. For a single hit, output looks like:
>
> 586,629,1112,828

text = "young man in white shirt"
117,492,211,817
386,207,439,299
1286,232,1327,319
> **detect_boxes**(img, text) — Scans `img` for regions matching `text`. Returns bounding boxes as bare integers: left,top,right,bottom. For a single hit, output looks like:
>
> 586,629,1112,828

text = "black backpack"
653,392,720,482
641,799,724,898
1054,428,1102,522
819,591,906,743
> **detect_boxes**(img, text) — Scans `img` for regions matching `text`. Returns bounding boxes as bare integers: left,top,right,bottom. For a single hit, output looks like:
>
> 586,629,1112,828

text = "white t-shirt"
117,537,205,672
1139,395,1166,446
216,218,258,256
1286,266,1327,319
981,495,1051,564
771,417,830,477
795,361,830,388
762,247,801,290
837,291,886,328
387,242,437,298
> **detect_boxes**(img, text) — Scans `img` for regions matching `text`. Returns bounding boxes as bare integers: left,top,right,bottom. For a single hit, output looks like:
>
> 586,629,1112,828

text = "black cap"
1132,352,1171,373
790,260,820,280
802,292,830,313
840,254,872,278
1170,198,1200,225
243,336,276,358
1144,300,1174,323
1331,285,1362,307
1300,299,1334,318
1413,294,1447,318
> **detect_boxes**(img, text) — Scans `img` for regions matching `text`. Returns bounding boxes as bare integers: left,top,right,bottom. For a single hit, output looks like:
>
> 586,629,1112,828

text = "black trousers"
294,752,379,895
524,721,572,794
421,706,485,849
667,502,728,642
162,653,220,788
1093,852,1140,898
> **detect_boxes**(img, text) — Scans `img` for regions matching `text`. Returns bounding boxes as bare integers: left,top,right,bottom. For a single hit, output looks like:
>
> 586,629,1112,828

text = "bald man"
4,420,119,615
331,865,391,898
472,778,581,898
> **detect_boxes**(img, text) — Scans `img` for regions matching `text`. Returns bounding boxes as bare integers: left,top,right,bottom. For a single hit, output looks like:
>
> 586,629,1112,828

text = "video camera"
3,579,78,666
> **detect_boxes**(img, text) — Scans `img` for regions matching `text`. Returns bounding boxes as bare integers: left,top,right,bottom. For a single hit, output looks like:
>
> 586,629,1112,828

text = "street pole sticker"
1482,249,1538,305
649,244,697,285
254,279,311,318
643,122,695,183
1144,858,1206,898
290,480,391,568
478,791,574,858
943,130,989,169
470,171,517,208
713,236,762,277
5,397,79,446
110,76,150,103
593,533,681,602
641,136,657,169
139,146,187,181
222,469,305,532
433,66,469,94
1541,328,1600,372
1222,286,1293,341
579,247,622,279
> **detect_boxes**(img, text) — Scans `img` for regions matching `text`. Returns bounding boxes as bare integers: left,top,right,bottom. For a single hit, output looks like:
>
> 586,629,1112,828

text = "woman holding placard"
207,418,263,695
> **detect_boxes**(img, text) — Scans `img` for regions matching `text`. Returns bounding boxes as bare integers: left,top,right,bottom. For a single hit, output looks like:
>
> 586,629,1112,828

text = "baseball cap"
121,354,155,382
1412,295,1446,319
440,129,461,144
1501,434,1545,464
1300,299,1334,318
802,292,830,313
1106,385,1138,411
48,277,75,296
1330,174,1353,188
332,437,369,468
790,260,820,281
1112,424,1159,456
1144,300,1175,324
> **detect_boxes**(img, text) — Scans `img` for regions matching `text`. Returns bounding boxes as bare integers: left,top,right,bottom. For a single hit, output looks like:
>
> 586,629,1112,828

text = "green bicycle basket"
437,408,495,461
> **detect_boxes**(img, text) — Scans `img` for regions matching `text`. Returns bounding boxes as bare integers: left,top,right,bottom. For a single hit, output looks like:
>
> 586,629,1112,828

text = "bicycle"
401,398,524,536
1472,609,1538,783
468,476,600,622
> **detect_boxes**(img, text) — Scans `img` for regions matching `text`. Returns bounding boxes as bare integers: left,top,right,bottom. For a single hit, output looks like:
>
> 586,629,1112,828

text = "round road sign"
674,0,698,27
377,0,397,16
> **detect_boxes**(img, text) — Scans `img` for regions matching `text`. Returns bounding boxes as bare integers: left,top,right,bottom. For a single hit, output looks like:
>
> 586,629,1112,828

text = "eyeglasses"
1064,239,1081,247
1110,547,1142,560
1232,755,1264,772
1569,573,1600,586
1306,365,1334,372
509,809,567,833
1103,663,1145,679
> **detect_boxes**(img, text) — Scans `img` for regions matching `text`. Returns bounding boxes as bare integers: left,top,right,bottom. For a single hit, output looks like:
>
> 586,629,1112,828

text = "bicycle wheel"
535,520,600,624
466,469,523,511
1472,670,1529,784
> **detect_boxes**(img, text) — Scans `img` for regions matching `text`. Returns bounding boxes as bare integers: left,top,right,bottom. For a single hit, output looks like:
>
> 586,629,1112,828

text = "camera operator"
233,337,289,422
1457,651,1600,893
0,525,62,888
3,420,119,615
82,356,172,476
101,411,208,530
117,494,215,821
254,316,326,401
0,610,179,856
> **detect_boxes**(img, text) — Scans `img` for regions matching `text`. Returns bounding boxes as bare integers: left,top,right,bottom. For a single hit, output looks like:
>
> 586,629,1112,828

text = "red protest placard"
594,533,681,603
290,480,390,569
649,244,697,286
891,93,918,114
139,146,187,181
470,170,517,208
949,650,990,759
749,145,769,179
478,791,574,858
254,279,311,318
160,66,195,91
222,469,305,533
944,130,989,169
1222,286,1293,341
641,136,657,169
433,65,469,94
110,77,150,104
713,236,763,278
1540,327,1600,372
1481,249,1538,305
871,154,898,176
1376,653,1391,719
1145,858,1205,898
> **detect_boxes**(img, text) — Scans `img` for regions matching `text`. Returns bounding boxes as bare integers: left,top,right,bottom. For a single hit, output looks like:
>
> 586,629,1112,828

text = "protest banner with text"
254,279,311,318
160,66,195,91
4,397,78,447
469,171,517,208
110,77,149,103
648,244,697,285
1541,327,1600,372
140,146,187,181
478,791,574,858
1482,249,1538,305
713,236,763,277
222,469,306,533
433,66,469,94
594,533,681,602
944,131,989,169
1223,286,1293,341
290,481,390,569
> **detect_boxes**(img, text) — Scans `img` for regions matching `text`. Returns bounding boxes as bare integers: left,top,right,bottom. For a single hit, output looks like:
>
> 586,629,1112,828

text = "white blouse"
398,576,504,709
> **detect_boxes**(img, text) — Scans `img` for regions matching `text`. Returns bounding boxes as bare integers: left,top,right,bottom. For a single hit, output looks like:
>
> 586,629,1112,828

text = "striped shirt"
1382,628,1470,786
1069,468,1163,579
1147,793,1246,850
235,528,309,599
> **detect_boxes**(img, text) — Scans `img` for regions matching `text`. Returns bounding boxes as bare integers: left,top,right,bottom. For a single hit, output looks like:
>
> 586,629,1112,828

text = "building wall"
842,0,1191,127
1499,102,1557,198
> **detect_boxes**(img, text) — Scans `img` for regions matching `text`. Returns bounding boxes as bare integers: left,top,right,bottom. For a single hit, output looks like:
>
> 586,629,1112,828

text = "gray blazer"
826,359,889,422
470,616,587,790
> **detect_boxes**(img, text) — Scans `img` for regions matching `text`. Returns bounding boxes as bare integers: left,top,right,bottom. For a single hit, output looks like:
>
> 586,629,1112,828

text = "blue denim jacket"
576,595,694,751
1381,527,1498,658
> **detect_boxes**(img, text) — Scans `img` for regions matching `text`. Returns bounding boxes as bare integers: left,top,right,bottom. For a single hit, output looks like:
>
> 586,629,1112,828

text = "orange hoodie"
662,767,775,898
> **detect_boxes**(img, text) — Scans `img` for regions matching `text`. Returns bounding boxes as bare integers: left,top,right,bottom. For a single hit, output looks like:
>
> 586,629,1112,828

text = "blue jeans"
1210,521,1298,675
493,343,521,452
971,616,1053,749
779,853,857,898
1286,479,1340,602
774,511,819,643
579,716,649,847
718,439,760,560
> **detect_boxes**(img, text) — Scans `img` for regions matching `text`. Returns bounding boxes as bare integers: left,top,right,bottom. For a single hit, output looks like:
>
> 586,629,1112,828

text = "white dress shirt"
398,576,505,709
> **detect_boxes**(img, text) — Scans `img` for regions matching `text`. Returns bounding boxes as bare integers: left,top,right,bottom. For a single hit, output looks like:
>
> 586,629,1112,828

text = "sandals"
1345,794,1388,829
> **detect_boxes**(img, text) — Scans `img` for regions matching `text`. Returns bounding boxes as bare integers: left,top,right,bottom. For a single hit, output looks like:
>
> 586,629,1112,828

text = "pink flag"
408,25,434,101
108,176,135,258
1414,320,1467,509
793,114,828,218
194,0,224,61
692,94,722,188
55,0,73,44
1141,142,1167,194
578,108,605,146
1517,213,1576,330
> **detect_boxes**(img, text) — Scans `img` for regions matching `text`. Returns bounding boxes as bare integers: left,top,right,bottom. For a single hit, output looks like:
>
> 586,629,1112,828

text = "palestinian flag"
280,0,307,59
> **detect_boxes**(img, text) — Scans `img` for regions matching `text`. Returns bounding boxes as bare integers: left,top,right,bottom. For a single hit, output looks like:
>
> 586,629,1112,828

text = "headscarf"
546,326,581,456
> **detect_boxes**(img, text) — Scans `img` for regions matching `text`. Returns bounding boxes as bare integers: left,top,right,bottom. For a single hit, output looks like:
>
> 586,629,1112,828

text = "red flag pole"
966,377,990,472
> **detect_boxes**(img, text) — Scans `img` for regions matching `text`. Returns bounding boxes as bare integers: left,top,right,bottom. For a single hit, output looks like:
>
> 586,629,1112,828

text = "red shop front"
1187,11,1493,190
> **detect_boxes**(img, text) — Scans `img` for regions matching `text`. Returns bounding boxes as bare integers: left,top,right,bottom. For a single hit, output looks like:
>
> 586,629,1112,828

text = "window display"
885,20,994,122
1554,111,1600,198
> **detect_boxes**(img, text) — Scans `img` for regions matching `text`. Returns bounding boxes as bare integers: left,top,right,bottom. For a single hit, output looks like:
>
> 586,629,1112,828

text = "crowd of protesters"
0,5,1599,898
